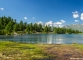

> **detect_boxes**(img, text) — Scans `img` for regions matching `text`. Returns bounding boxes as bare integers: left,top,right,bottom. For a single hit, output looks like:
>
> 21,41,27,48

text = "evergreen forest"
0,16,81,35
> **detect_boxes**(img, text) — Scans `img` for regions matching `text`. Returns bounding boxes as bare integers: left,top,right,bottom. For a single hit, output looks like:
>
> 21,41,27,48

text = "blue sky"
0,0,83,25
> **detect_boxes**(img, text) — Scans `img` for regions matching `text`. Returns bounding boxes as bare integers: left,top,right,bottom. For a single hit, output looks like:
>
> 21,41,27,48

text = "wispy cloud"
37,21,43,25
75,20,79,22
72,11,79,18
58,25,64,28
36,20,66,28
54,22,62,25
24,17,28,20
32,17,35,19
80,13,83,20
60,20,65,23
45,21,53,26
0,8,4,10
53,22,63,27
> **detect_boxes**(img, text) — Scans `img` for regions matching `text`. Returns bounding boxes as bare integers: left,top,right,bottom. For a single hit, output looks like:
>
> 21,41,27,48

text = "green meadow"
0,41,83,60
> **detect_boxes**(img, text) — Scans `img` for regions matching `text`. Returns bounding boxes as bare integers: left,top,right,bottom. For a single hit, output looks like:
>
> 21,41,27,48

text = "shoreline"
0,32,83,35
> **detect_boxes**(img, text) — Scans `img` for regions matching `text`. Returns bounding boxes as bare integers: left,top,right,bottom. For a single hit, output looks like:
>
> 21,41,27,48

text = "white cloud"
0,8,4,10
81,13,83,16
73,14,79,18
58,25,64,28
53,23,63,27
72,11,78,14
45,21,53,26
72,11,79,18
80,13,83,20
75,20,79,22
54,22,62,25
32,17,35,19
60,20,65,23
80,17,83,20
37,21,43,25
24,17,28,20
53,21,63,27
36,20,65,28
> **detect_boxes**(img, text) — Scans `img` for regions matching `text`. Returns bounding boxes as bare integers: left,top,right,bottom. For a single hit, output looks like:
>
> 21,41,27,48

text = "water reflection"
0,34,83,44
55,38,64,44
47,35,52,44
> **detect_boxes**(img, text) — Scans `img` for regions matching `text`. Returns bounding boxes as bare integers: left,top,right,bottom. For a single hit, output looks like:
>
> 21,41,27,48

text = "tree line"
0,16,81,35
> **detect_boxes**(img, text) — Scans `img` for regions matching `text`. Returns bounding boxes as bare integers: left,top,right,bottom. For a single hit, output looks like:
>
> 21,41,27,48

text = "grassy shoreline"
0,41,83,60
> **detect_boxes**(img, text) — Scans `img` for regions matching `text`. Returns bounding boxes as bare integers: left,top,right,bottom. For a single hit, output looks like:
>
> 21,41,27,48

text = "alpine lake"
0,34,83,44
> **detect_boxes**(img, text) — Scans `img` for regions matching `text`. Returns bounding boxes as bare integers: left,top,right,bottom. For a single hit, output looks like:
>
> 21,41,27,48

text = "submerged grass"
0,41,83,60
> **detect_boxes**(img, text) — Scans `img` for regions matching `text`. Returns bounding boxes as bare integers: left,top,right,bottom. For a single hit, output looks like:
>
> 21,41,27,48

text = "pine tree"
19,20,23,31
13,23,19,32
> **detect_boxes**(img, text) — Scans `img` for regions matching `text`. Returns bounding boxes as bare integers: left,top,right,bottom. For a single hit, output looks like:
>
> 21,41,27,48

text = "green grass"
0,41,51,60
72,44,83,50
0,41,83,60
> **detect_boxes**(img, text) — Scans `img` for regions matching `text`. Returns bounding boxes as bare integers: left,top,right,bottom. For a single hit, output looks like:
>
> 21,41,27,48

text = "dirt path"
41,44,83,60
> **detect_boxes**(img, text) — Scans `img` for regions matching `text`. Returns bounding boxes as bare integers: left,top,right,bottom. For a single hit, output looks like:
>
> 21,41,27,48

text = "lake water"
0,34,83,44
